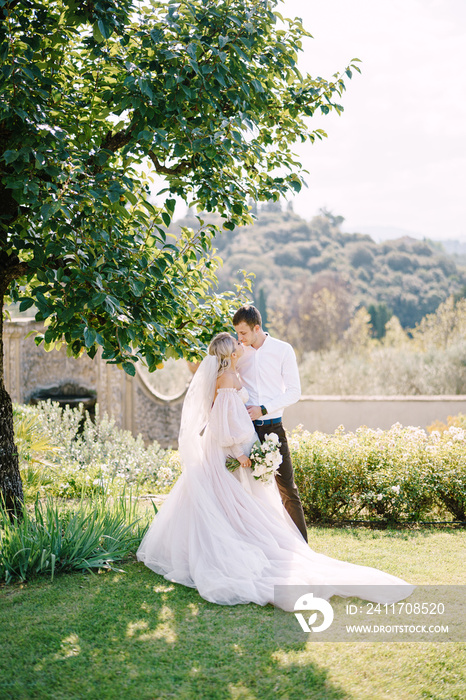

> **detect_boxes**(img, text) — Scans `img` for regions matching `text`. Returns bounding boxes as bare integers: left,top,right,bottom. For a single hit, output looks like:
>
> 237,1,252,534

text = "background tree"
0,0,358,512
342,307,373,353
211,208,465,330
412,296,466,351
367,303,392,339
271,273,354,358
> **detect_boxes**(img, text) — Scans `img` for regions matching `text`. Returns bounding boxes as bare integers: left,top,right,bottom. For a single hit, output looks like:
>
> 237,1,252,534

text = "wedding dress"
137,357,414,610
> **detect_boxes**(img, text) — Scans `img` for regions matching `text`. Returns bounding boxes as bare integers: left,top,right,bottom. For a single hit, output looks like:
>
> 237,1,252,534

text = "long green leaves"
0,494,151,584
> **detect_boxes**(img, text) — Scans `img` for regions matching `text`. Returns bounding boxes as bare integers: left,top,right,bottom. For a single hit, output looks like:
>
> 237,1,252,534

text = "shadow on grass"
0,560,352,700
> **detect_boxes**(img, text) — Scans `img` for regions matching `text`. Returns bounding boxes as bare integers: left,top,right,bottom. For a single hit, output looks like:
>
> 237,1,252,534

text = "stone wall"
283,395,466,434
3,319,187,447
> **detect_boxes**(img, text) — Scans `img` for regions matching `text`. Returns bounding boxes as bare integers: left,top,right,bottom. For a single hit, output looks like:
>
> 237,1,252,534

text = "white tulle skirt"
137,431,415,610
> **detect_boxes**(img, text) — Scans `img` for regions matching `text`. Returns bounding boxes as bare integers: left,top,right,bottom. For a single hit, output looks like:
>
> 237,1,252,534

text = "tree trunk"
0,292,24,516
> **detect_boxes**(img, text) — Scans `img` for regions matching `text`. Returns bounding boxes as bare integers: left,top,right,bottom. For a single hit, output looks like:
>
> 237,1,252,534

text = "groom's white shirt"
237,334,301,419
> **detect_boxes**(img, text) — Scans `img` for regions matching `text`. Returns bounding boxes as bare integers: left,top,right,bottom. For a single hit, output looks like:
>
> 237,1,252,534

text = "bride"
137,333,414,610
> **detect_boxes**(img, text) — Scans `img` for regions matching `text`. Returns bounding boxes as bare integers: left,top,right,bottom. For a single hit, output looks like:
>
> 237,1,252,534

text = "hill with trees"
175,205,466,343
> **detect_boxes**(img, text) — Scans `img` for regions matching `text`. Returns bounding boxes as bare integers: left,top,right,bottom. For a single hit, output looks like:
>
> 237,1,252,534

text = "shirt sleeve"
265,344,301,415
208,390,255,457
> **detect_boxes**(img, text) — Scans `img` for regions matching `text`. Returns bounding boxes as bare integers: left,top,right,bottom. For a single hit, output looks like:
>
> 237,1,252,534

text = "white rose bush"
290,420,466,524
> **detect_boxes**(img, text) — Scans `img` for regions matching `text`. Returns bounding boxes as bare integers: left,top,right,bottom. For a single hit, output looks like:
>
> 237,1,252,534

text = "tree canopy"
0,0,358,511
1,0,359,370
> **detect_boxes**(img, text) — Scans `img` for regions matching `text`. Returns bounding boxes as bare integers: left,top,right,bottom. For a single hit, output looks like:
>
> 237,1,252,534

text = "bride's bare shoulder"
216,373,241,390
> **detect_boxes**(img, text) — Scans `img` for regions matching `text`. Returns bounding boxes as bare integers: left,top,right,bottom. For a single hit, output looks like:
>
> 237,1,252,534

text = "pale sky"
279,0,466,241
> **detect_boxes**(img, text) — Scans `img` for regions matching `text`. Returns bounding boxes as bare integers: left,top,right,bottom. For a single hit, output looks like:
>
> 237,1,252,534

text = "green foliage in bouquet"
290,421,466,523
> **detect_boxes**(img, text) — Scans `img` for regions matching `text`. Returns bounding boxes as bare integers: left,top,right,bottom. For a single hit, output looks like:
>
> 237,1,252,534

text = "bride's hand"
238,454,251,469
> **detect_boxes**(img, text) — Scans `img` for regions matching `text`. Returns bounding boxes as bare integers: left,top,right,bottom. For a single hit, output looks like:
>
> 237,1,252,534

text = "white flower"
447,426,465,441
266,433,279,445
252,463,268,477
391,485,400,495
377,493,383,501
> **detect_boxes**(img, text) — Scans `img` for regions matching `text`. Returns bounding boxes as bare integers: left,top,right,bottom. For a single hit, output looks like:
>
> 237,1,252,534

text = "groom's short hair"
233,305,262,329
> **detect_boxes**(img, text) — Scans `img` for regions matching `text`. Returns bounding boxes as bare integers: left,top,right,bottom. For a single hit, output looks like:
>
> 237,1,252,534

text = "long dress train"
137,387,415,609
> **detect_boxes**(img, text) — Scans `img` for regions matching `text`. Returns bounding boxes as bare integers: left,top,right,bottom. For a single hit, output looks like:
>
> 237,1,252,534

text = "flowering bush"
14,402,181,499
14,403,466,523
290,422,466,523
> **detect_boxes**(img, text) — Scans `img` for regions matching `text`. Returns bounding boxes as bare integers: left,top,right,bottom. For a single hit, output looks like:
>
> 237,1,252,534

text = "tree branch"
148,151,193,175
0,258,28,294
101,128,135,152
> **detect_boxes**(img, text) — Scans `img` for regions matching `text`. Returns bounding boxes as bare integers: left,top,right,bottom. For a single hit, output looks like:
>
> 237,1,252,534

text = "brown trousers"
254,422,308,542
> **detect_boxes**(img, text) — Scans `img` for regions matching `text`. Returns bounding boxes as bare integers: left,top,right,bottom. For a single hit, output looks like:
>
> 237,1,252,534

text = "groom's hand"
247,406,263,421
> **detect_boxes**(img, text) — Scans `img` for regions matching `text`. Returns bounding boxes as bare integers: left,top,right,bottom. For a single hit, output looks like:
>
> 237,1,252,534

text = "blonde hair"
208,332,236,376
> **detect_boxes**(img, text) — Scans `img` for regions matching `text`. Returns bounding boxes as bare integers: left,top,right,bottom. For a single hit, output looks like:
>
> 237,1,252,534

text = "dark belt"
253,417,282,427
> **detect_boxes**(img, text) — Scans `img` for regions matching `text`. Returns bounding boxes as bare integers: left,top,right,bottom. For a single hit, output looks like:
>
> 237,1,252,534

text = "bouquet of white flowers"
226,433,282,484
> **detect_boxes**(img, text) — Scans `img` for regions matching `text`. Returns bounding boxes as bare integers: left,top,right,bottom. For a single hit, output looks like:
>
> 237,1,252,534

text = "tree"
342,306,373,352
0,0,358,512
367,303,392,339
412,296,466,350
271,273,354,357
256,287,268,331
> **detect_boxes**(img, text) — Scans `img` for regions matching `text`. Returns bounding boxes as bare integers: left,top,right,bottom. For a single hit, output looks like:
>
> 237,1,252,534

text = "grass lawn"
1,526,465,700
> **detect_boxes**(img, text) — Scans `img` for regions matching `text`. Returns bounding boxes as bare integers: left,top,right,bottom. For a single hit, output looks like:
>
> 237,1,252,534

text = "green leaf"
122,362,136,376
165,198,176,214
97,19,112,40
3,150,19,164
150,28,164,43
130,279,145,297
108,190,121,204
84,327,97,348
19,298,34,312
92,23,104,43
44,328,55,343
137,130,152,142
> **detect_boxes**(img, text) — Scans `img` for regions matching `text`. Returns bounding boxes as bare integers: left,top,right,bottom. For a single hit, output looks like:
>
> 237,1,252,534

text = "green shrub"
428,426,466,520
290,422,466,523
0,494,152,584
13,407,62,499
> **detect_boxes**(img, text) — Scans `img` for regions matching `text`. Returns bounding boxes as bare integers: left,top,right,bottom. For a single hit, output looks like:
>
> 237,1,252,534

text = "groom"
233,305,308,542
